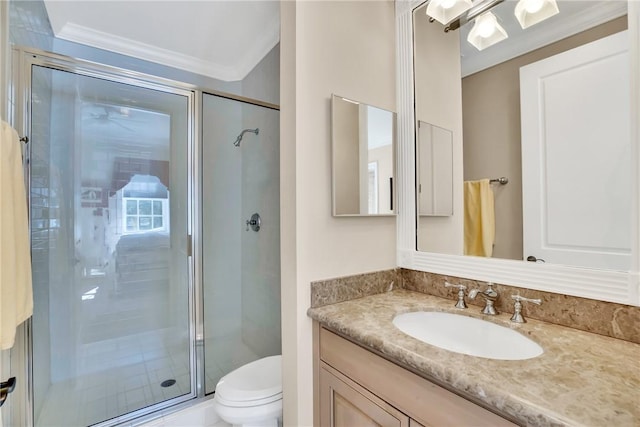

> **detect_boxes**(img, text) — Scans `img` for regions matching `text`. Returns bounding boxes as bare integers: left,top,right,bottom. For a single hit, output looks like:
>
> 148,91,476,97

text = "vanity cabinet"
314,323,518,427
320,364,410,427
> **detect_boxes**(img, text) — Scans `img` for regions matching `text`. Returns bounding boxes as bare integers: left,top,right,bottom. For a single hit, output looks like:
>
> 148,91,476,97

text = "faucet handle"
444,282,467,309
511,294,541,305
510,294,541,323
444,281,466,290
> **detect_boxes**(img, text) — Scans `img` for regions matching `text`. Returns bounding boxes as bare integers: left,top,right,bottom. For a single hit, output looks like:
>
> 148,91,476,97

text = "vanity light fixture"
514,0,559,29
426,0,473,25
467,11,508,51
426,0,559,50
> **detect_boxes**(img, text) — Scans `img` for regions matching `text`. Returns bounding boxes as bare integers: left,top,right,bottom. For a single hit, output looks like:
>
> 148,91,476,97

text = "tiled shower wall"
240,47,281,360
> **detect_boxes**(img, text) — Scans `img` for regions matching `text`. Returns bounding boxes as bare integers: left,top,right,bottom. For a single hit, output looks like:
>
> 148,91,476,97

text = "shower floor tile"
35,329,190,427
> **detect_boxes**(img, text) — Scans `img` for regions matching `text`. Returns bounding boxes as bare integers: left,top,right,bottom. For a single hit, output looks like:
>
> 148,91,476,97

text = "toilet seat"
215,355,282,407
215,391,282,408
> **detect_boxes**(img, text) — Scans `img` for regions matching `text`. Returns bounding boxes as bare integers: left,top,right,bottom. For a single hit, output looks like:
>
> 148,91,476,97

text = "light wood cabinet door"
320,363,410,427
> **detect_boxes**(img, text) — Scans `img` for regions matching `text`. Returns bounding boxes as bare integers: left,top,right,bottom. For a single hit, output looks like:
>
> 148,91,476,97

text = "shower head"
233,128,259,147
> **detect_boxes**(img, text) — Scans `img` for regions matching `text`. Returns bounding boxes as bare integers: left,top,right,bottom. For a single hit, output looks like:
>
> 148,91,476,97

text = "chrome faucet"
468,283,499,315
510,295,542,323
444,282,467,309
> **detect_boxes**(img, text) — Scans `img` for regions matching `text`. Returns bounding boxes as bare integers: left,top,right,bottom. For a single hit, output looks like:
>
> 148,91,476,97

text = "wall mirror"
395,0,639,306
331,94,396,216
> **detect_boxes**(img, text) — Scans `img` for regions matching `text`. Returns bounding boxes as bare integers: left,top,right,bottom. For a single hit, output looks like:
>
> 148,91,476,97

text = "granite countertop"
307,289,640,427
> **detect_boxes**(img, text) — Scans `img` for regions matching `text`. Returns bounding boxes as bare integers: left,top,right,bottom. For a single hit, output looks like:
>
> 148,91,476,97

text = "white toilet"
213,355,282,427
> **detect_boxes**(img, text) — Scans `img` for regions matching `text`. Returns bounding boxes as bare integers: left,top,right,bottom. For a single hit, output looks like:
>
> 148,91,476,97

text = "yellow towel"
464,179,495,257
0,121,33,350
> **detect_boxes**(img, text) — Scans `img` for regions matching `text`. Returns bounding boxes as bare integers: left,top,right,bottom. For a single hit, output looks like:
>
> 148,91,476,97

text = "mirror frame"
395,0,640,306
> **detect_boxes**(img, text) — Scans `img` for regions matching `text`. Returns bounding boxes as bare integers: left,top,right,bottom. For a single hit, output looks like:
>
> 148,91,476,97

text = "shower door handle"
0,377,16,408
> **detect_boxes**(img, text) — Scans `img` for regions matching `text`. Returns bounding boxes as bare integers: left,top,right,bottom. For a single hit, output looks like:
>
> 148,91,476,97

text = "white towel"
0,121,33,350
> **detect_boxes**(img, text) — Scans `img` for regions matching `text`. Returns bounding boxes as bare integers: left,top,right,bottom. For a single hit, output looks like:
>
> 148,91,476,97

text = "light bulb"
476,13,497,38
440,0,457,9
524,0,544,13
426,0,473,25
514,0,559,29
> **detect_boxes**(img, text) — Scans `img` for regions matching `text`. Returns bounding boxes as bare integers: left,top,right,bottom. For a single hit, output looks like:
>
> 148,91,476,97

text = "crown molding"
56,22,278,82
233,14,280,81
461,2,628,77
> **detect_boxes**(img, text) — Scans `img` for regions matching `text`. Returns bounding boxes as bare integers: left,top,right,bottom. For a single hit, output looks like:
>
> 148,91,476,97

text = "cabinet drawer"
319,327,517,427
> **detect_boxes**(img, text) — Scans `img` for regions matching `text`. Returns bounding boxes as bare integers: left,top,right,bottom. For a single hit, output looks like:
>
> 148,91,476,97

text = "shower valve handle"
245,213,261,232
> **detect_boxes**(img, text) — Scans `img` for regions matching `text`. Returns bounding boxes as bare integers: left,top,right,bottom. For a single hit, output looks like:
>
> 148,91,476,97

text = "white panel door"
520,30,631,271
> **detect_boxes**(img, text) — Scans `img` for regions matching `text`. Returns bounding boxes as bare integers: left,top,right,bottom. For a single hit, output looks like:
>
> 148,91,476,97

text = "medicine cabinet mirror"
331,94,396,216
416,120,453,218
395,0,639,306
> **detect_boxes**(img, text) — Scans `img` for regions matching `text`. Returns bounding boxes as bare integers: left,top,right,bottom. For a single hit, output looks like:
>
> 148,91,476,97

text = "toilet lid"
215,355,282,403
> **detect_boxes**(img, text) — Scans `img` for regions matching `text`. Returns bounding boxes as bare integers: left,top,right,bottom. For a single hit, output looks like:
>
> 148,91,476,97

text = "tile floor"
35,329,261,427
134,399,229,427
36,328,191,427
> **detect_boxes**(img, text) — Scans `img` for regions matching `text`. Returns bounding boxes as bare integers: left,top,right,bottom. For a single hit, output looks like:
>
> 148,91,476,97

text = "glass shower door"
28,63,193,426
201,93,281,394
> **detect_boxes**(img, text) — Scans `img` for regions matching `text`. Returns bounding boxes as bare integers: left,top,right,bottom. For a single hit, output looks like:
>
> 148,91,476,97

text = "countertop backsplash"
310,269,400,308
310,267,640,344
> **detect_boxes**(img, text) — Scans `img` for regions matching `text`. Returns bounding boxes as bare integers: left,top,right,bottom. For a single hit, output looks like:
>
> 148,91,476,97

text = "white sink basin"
392,311,543,360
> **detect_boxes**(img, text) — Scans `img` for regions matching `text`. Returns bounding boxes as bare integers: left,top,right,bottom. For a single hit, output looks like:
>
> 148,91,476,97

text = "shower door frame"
12,47,202,427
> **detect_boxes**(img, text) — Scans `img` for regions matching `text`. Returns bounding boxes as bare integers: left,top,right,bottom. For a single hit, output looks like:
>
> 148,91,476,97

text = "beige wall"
462,16,627,260
414,6,464,255
280,1,396,425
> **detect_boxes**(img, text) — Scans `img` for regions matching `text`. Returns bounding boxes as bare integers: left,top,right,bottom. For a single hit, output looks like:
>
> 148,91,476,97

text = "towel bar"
490,177,508,185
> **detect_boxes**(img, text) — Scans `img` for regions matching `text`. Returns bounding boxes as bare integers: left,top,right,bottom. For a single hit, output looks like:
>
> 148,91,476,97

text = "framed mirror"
331,94,397,216
395,0,639,306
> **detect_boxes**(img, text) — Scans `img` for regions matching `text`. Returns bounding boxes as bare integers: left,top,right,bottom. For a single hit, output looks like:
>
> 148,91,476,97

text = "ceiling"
456,0,628,76
41,1,627,82
43,0,280,82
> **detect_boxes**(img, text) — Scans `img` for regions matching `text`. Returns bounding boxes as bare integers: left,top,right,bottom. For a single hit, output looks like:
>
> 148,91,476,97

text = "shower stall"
14,49,281,426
